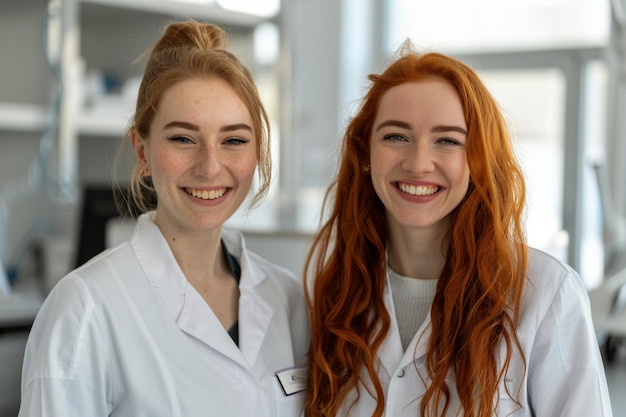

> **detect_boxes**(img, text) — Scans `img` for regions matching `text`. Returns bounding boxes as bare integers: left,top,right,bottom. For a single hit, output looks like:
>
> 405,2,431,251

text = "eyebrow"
432,125,468,135
164,121,200,131
375,120,412,132
220,123,253,133
375,119,467,135
163,121,254,133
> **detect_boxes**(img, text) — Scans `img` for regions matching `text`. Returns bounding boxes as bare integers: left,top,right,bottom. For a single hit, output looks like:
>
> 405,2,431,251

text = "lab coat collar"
129,213,252,367
221,228,268,290
178,283,246,365
222,228,274,367
131,212,186,295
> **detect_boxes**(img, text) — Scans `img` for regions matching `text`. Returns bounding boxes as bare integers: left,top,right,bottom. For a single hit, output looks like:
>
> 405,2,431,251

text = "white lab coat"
19,212,310,417
337,248,613,416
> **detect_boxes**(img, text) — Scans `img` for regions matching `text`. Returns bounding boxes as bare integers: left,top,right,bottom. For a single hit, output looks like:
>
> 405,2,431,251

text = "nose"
194,145,222,178
402,141,435,174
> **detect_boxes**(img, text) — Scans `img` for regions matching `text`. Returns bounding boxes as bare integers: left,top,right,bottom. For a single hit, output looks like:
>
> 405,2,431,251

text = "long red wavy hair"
304,46,528,417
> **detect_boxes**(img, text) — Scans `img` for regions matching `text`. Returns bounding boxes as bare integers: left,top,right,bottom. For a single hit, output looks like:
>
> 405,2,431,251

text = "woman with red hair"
304,44,612,417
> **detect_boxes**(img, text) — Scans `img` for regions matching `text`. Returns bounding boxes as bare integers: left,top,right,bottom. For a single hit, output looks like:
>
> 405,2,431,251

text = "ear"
131,129,150,175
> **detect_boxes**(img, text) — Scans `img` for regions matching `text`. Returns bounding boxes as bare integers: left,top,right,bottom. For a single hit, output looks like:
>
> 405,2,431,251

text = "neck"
386,221,449,279
153,215,239,330
155,219,228,284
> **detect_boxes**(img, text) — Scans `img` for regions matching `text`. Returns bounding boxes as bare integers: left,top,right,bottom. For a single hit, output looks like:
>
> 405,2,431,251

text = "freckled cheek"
237,156,258,184
149,151,187,180
369,154,395,186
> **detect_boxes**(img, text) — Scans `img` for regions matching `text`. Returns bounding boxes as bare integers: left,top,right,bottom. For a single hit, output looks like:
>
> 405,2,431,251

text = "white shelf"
77,111,130,137
78,96,135,137
0,102,46,133
81,0,267,27
0,101,131,137
1,1,271,138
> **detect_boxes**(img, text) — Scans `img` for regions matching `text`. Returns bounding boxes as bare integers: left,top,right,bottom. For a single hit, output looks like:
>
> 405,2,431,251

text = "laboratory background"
1,0,626,415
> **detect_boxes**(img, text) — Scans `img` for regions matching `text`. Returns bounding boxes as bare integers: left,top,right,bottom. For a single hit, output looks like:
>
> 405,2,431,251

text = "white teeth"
398,183,438,196
186,188,226,200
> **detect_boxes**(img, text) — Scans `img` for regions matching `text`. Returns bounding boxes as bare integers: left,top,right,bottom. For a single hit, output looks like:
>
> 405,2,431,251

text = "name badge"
275,366,308,396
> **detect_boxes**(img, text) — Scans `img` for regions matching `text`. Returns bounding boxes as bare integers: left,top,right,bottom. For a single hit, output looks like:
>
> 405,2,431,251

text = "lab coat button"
397,369,405,378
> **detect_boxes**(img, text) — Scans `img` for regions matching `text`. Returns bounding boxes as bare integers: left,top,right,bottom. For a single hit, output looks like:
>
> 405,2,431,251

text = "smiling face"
369,79,470,237
131,77,257,235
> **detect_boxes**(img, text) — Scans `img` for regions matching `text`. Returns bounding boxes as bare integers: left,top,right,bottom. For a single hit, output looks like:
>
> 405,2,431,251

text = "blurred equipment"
0,0,80,411
589,161,626,363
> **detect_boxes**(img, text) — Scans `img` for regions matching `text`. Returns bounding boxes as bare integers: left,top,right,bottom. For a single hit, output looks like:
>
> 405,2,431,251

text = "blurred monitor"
74,185,125,268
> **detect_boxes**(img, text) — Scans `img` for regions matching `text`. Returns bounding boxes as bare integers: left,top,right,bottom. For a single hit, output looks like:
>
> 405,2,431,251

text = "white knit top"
388,268,438,352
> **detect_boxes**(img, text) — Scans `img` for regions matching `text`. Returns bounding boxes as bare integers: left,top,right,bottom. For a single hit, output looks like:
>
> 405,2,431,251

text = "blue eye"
167,135,193,144
438,137,461,145
224,137,250,145
383,134,406,142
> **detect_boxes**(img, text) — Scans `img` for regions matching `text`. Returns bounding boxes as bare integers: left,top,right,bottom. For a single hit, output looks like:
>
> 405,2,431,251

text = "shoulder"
25,242,143,364
518,251,607,399
246,246,306,303
34,242,136,325
34,243,140,329
73,242,139,286
247,249,299,282
35,272,95,325
521,247,591,324
525,247,585,293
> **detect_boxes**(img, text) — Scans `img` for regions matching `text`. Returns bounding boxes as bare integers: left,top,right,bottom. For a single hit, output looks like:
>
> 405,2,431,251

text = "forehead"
376,79,466,126
157,77,252,123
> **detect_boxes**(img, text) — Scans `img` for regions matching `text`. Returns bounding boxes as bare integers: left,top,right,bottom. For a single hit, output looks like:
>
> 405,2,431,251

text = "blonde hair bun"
153,20,228,53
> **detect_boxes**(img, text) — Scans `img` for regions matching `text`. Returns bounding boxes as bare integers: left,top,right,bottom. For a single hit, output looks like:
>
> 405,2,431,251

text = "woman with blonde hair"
304,44,612,417
19,20,308,417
